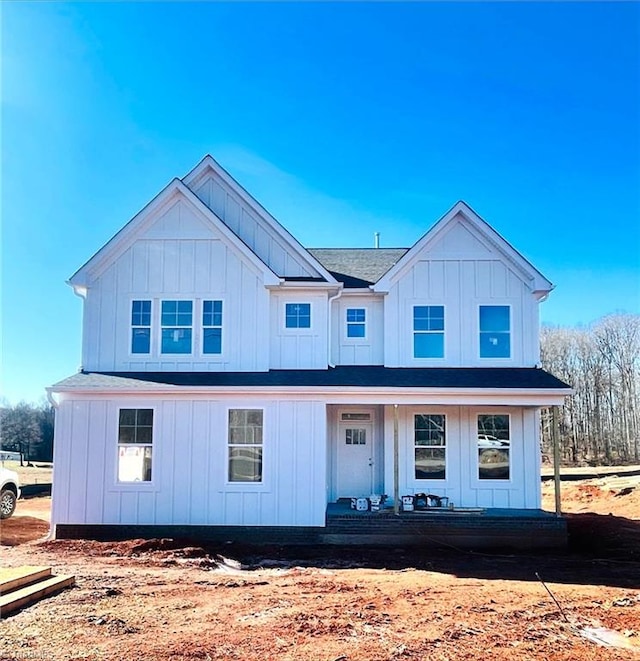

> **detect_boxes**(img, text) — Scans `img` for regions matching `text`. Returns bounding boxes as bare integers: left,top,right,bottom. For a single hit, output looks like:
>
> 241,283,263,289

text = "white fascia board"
69,178,281,288
266,281,342,291
374,201,553,294
52,384,572,406
182,155,339,285
341,288,384,296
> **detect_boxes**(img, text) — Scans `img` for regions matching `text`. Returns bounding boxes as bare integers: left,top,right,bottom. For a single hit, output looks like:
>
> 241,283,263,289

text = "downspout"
552,405,562,517
393,404,400,515
327,287,343,368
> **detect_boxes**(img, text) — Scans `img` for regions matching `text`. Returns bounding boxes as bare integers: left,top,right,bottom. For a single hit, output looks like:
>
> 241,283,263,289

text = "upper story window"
413,305,444,358
479,305,510,358
131,300,151,354
202,300,223,354
228,409,263,483
285,303,311,329
346,308,366,338
414,414,446,480
118,408,153,483
477,414,510,480
161,300,193,354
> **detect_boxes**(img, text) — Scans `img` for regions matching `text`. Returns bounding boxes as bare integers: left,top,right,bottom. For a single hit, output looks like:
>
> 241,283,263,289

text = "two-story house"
48,155,571,548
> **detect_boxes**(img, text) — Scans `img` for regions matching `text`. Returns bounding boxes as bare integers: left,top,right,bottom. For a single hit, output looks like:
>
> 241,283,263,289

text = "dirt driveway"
1,482,639,660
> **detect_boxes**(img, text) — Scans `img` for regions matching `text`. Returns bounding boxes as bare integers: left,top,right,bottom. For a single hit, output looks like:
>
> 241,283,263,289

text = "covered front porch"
326,403,545,511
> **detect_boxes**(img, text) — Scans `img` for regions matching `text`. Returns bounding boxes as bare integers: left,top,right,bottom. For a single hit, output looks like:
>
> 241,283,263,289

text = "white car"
0,467,21,519
477,434,510,448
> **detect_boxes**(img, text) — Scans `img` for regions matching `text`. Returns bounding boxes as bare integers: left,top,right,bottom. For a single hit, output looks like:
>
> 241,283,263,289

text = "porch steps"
0,566,75,617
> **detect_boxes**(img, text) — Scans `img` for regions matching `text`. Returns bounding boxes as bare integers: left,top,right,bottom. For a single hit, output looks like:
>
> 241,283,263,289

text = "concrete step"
0,571,75,617
0,566,51,595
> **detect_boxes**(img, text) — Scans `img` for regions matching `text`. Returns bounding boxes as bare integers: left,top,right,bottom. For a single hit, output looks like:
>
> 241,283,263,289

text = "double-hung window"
479,306,510,358
477,414,510,480
131,300,151,354
346,308,366,338
414,414,446,479
285,303,311,329
117,409,153,482
228,409,263,483
161,300,193,354
202,300,223,354
413,305,444,358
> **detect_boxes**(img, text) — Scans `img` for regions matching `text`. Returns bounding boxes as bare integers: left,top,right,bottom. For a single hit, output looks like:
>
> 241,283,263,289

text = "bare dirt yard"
1,473,639,661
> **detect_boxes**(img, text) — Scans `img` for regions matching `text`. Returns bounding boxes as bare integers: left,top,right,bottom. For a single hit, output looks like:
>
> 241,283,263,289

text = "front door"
336,422,374,497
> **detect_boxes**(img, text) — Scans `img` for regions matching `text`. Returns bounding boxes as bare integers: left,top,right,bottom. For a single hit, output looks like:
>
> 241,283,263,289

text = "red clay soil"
0,483,639,661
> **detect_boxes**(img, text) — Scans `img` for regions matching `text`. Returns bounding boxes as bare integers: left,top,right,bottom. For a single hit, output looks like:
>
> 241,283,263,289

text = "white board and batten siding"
189,168,322,279
51,397,327,528
81,198,271,373
382,405,541,510
269,292,329,369
331,295,385,366
383,219,541,368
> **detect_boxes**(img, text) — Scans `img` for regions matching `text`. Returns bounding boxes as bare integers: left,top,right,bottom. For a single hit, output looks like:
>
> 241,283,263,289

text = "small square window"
285,303,311,328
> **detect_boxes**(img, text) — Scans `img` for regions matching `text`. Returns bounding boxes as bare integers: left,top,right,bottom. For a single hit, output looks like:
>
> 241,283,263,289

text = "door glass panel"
345,428,366,445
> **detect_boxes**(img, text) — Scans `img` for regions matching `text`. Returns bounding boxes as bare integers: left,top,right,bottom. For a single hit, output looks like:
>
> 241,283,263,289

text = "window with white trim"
346,308,366,338
479,306,510,358
414,414,446,479
477,414,510,480
285,303,311,328
131,300,151,354
202,300,223,354
228,409,263,483
118,409,153,482
413,305,444,358
161,300,193,354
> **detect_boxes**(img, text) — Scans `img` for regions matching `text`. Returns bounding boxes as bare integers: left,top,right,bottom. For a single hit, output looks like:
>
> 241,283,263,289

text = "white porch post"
552,405,562,516
393,404,400,515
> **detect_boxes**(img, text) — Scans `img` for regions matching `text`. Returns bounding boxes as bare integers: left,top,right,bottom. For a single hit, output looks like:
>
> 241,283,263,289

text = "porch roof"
53,366,570,391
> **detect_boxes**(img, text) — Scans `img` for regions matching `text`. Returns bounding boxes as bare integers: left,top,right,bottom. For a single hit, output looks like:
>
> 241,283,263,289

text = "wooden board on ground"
0,566,74,617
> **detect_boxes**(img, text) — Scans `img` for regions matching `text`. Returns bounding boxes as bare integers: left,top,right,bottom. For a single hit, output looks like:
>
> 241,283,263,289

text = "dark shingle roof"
73,367,570,390
308,248,408,287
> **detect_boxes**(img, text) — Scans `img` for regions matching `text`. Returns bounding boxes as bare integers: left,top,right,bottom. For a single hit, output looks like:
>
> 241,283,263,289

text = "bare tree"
540,314,640,466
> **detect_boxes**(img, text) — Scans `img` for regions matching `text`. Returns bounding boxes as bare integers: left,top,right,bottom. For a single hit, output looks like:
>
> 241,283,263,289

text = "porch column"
393,404,399,515
552,405,562,516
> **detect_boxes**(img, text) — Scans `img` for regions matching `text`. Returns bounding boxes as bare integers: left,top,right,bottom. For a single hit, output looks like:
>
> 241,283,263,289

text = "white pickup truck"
0,466,21,519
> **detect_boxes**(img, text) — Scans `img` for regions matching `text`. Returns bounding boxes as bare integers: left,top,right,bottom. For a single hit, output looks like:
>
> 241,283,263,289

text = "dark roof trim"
85,367,571,389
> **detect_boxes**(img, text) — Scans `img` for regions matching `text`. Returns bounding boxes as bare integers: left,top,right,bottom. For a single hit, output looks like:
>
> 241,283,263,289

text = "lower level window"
118,409,153,482
414,414,446,479
477,414,510,480
228,409,263,482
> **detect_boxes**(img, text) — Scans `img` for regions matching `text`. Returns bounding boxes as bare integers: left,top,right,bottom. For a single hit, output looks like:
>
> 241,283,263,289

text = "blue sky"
2,2,639,404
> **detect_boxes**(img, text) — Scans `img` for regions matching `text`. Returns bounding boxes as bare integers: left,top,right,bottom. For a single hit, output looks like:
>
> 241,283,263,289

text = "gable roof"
373,201,553,295
182,155,339,284
69,178,281,288
309,248,408,288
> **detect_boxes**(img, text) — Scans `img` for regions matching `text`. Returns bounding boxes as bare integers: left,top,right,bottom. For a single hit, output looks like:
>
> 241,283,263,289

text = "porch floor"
324,502,566,549
326,502,558,518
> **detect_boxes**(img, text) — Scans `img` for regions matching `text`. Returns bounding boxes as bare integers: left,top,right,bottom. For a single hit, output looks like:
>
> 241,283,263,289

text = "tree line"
0,402,55,463
540,313,640,465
